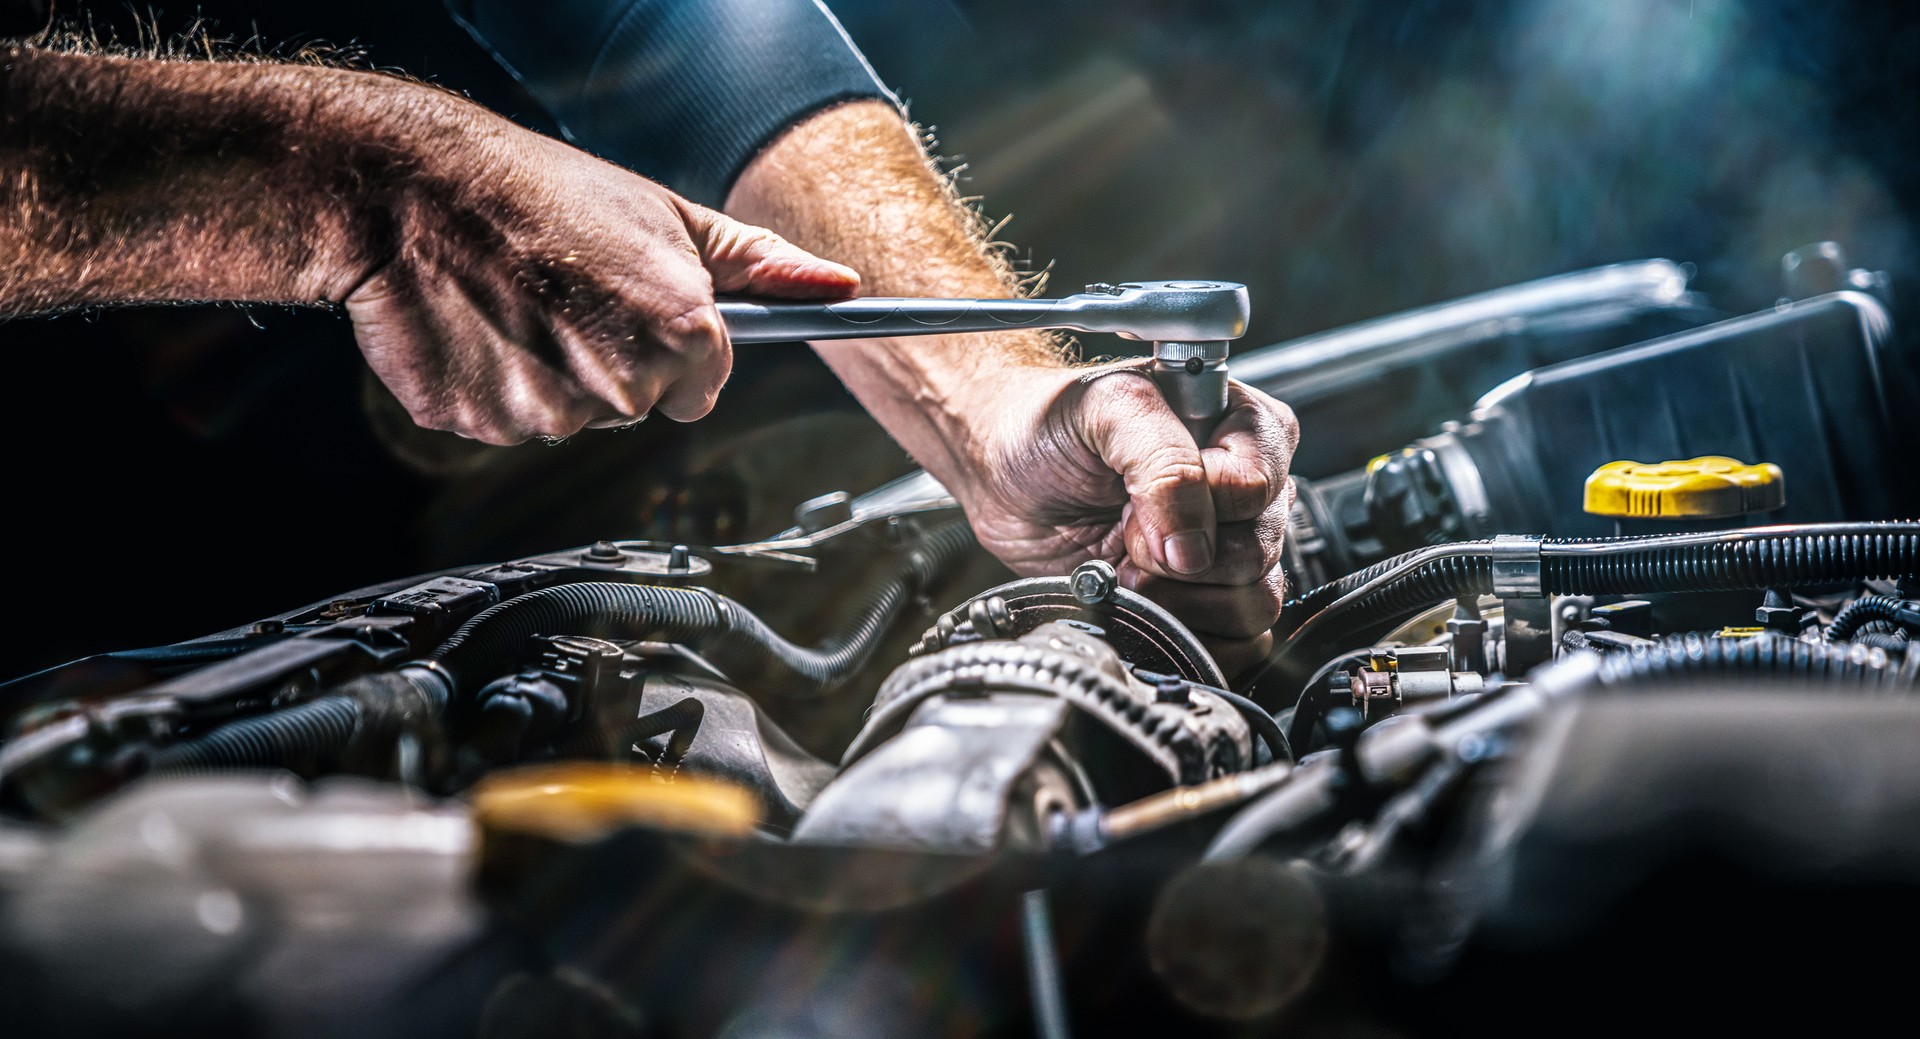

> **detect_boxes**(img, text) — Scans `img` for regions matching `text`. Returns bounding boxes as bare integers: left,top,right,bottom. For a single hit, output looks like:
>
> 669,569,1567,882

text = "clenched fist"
946,362,1300,677
341,102,859,444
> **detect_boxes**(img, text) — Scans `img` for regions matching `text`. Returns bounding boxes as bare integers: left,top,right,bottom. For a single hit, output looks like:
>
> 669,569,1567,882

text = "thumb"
678,200,860,299
1079,374,1218,578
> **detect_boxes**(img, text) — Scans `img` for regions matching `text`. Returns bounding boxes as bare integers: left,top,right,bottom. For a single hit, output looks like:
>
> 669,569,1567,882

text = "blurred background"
5,0,1918,675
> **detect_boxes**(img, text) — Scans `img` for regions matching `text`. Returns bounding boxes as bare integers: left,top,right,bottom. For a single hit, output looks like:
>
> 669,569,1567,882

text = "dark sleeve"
445,0,897,207
0,0,47,38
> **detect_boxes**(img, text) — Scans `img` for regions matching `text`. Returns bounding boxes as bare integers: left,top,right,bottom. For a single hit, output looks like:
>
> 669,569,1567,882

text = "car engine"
3,246,1917,1037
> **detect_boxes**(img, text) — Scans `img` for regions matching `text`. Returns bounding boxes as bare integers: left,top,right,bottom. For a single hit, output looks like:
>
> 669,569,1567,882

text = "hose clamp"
1490,534,1544,598
402,659,458,701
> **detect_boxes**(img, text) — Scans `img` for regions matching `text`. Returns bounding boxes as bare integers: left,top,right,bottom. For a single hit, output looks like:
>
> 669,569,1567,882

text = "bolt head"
1071,559,1119,605
1153,676,1192,706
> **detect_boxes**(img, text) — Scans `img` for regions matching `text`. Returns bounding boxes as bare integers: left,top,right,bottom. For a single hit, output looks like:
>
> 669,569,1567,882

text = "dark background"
6,0,1919,676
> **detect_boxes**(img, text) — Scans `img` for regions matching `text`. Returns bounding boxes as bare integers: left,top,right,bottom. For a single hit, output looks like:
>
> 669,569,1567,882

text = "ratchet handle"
715,280,1250,346
715,297,1077,344
716,281,1251,448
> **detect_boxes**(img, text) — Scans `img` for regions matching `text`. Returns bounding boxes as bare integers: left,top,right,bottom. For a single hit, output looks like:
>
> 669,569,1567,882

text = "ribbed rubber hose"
140,524,974,777
1591,632,1917,690
1825,595,1920,643
1264,522,1920,741
431,520,976,697
1277,524,1920,645
148,667,449,774
151,695,360,772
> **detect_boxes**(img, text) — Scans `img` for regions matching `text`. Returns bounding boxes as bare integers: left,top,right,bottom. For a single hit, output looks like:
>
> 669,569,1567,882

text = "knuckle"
520,401,587,438
1268,397,1300,440
1140,448,1208,492
660,303,726,354
597,376,659,419
1091,371,1164,415
464,421,521,447
403,402,457,434
1261,566,1288,610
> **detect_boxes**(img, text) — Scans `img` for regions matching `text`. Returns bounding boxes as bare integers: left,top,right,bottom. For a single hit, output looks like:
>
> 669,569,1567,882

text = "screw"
1071,559,1118,605
250,619,284,635
1184,355,1205,375
586,540,625,561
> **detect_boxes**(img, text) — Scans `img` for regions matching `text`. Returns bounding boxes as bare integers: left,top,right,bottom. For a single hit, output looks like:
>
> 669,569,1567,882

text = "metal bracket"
1490,534,1544,598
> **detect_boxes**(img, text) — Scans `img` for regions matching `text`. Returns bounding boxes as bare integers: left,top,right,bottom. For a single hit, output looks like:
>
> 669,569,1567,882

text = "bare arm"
728,100,1299,675
0,47,399,309
0,45,858,442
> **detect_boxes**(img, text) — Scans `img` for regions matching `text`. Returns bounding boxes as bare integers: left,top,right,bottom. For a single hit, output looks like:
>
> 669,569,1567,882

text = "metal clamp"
1489,534,1544,598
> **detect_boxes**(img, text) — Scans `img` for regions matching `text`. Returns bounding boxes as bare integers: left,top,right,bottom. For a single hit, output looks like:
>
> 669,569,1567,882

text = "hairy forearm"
0,46,485,314
726,99,1064,498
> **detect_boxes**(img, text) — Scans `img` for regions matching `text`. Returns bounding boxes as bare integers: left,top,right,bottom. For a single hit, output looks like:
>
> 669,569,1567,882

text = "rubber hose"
1276,523,1920,645
1856,632,1913,654
719,519,977,693
1825,595,1920,642
1209,685,1293,763
151,695,360,772
431,520,975,697
629,697,706,767
1592,632,1915,690
432,583,720,682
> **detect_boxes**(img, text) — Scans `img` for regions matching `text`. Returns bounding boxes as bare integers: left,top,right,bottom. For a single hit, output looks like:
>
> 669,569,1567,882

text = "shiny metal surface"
1489,534,1544,598
1233,260,1693,389
716,280,1249,344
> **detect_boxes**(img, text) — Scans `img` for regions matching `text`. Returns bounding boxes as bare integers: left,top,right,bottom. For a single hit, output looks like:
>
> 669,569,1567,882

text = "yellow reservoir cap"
1583,456,1785,519
470,763,760,843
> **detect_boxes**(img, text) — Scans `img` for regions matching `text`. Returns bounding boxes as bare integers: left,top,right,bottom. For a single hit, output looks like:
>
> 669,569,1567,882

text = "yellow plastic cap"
1583,456,1785,519
470,763,760,843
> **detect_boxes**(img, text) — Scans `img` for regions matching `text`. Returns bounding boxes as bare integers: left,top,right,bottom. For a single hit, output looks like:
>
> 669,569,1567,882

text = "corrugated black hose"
1276,523,1920,647
1825,595,1920,643
1267,522,1920,750
150,521,975,774
151,695,359,773
150,668,446,774
430,519,974,697
1590,632,1919,690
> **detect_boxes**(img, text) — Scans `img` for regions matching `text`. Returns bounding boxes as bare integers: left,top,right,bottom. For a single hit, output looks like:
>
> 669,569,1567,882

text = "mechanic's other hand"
956,365,1298,678
340,103,858,444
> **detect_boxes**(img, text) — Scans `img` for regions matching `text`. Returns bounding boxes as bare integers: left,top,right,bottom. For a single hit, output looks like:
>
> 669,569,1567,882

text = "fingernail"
1164,531,1212,575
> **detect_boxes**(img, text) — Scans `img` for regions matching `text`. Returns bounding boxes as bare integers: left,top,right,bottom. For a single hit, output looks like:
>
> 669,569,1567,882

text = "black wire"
1206,685,1293,764
1285,648,1373,759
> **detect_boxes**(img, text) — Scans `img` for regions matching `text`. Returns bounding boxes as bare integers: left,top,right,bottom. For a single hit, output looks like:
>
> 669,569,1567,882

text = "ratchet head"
1083,280,1249,343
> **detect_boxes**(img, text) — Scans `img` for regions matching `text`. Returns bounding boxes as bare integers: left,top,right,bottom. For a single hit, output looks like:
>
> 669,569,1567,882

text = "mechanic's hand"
954,363,1299,678
342,106,859,445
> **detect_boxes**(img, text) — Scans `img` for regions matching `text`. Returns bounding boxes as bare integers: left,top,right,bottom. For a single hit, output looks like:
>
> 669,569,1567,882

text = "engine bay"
3,248,1919,1036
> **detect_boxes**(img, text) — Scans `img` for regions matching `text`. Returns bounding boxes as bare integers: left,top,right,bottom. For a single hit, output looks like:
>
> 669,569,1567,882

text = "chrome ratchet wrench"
715,280,1249,443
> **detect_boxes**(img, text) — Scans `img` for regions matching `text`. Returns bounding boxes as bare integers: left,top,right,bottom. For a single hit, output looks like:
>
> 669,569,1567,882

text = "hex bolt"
1071,559,1119,605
